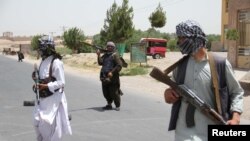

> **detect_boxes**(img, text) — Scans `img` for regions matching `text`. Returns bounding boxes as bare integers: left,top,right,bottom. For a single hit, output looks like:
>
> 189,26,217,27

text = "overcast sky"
0,0,222,36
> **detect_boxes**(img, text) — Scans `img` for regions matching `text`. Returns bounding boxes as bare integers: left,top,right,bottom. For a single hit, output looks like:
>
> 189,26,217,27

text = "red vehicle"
140,38,167,59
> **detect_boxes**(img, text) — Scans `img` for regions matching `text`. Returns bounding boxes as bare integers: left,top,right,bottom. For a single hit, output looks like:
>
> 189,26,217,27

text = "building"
221,0,229,50
222,0,250,69
2,32,13,38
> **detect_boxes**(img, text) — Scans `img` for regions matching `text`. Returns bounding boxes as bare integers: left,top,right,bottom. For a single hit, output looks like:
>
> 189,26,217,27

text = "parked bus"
140,38,167,59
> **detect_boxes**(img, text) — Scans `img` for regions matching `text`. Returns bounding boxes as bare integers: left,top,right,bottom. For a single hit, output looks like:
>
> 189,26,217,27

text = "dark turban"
176,20,207,54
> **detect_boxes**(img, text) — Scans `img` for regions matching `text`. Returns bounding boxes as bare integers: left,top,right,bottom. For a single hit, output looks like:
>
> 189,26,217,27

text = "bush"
167,39,178,51
120,63,148,76
226,29,239,40
56,46,72,55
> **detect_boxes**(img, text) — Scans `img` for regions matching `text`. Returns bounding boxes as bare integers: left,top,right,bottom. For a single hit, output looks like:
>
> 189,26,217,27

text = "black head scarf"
176,20,207,54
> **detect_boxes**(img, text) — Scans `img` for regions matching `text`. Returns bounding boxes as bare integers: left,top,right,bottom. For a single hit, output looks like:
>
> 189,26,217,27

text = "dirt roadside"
2,52,250,121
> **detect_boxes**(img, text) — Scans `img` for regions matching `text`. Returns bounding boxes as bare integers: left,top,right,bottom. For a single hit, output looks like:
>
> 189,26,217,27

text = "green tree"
31,35,43,51
100,0,134,43
162,33,170,41
62,27,86,53
149,4,166,28
94,28,173,52
93,34,103,46
206,34,221,51
167,39,178,51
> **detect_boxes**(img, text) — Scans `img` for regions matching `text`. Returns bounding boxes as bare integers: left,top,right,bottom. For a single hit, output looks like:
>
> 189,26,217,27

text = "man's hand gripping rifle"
149,67,227,125
32,63,40,105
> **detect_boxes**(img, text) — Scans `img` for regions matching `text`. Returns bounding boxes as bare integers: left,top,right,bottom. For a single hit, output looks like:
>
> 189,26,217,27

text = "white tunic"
33,56,72,141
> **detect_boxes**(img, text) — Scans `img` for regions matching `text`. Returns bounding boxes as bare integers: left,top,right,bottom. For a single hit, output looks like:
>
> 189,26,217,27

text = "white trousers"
34,111,62,141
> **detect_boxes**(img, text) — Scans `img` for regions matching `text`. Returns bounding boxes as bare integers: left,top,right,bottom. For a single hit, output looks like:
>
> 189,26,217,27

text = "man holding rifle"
163,20,243,141
97,41,123,111
32,35,72,141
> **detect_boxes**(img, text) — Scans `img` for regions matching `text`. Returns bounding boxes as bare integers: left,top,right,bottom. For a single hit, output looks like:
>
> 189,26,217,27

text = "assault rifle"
33,63,40,105
81,41,108,53
150,67,227,125
23,64,39,106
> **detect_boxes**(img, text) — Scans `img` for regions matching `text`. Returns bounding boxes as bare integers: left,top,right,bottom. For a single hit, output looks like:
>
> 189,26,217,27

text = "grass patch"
120,63,149,76
56,47,72,55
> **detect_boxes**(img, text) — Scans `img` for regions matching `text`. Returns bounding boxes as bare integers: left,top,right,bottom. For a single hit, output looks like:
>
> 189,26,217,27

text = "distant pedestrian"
17,51,24,62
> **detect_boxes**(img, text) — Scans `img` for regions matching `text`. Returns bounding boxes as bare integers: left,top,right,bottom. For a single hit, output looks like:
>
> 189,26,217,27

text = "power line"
133,0,186,12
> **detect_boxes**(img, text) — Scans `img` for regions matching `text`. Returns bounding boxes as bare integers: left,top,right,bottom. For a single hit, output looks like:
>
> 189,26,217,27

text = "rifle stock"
150,67,227,125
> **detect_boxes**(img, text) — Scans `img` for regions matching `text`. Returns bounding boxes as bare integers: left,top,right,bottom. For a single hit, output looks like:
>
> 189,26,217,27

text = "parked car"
140,38,167,59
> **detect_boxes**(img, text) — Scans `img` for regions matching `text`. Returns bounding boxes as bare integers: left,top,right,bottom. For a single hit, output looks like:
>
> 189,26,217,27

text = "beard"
39,49,53,60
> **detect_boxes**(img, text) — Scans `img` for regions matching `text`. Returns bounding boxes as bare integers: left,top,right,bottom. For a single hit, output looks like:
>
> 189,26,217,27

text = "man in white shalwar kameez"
33,35,72,141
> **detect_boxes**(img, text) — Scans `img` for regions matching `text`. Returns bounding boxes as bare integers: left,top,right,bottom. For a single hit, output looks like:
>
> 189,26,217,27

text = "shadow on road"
69,106,104,112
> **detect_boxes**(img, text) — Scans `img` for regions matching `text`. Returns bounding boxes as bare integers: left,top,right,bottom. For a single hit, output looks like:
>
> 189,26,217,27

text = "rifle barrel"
81,41,107,52
34,63,40,105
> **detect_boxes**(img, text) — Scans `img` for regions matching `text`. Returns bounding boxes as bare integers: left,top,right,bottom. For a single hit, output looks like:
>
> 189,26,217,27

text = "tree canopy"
100,0,134,43
149,4,166,28
31,35,43,51
62,27,87,53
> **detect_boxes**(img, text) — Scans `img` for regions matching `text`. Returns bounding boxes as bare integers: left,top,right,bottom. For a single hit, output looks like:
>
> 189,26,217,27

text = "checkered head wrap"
176,20,207,54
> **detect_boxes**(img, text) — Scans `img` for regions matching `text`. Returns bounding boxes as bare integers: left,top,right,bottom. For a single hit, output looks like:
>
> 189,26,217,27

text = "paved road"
1,54,249,141
0,55,174,141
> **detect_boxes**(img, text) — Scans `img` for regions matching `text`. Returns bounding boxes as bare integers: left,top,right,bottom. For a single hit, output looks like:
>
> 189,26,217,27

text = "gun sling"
208,52,222,115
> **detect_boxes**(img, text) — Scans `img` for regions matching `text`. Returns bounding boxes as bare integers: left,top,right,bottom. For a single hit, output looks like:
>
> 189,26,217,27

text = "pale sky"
0,0,222,36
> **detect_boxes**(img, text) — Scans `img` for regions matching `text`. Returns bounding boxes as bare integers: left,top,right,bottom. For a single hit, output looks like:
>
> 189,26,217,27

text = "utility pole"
60,26,68,33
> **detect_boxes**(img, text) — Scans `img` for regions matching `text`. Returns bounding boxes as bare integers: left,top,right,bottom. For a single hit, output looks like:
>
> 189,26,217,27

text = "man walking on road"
17,51,24,62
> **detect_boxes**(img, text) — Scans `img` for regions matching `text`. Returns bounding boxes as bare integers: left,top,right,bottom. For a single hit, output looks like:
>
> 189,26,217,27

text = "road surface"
0,55,174,141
